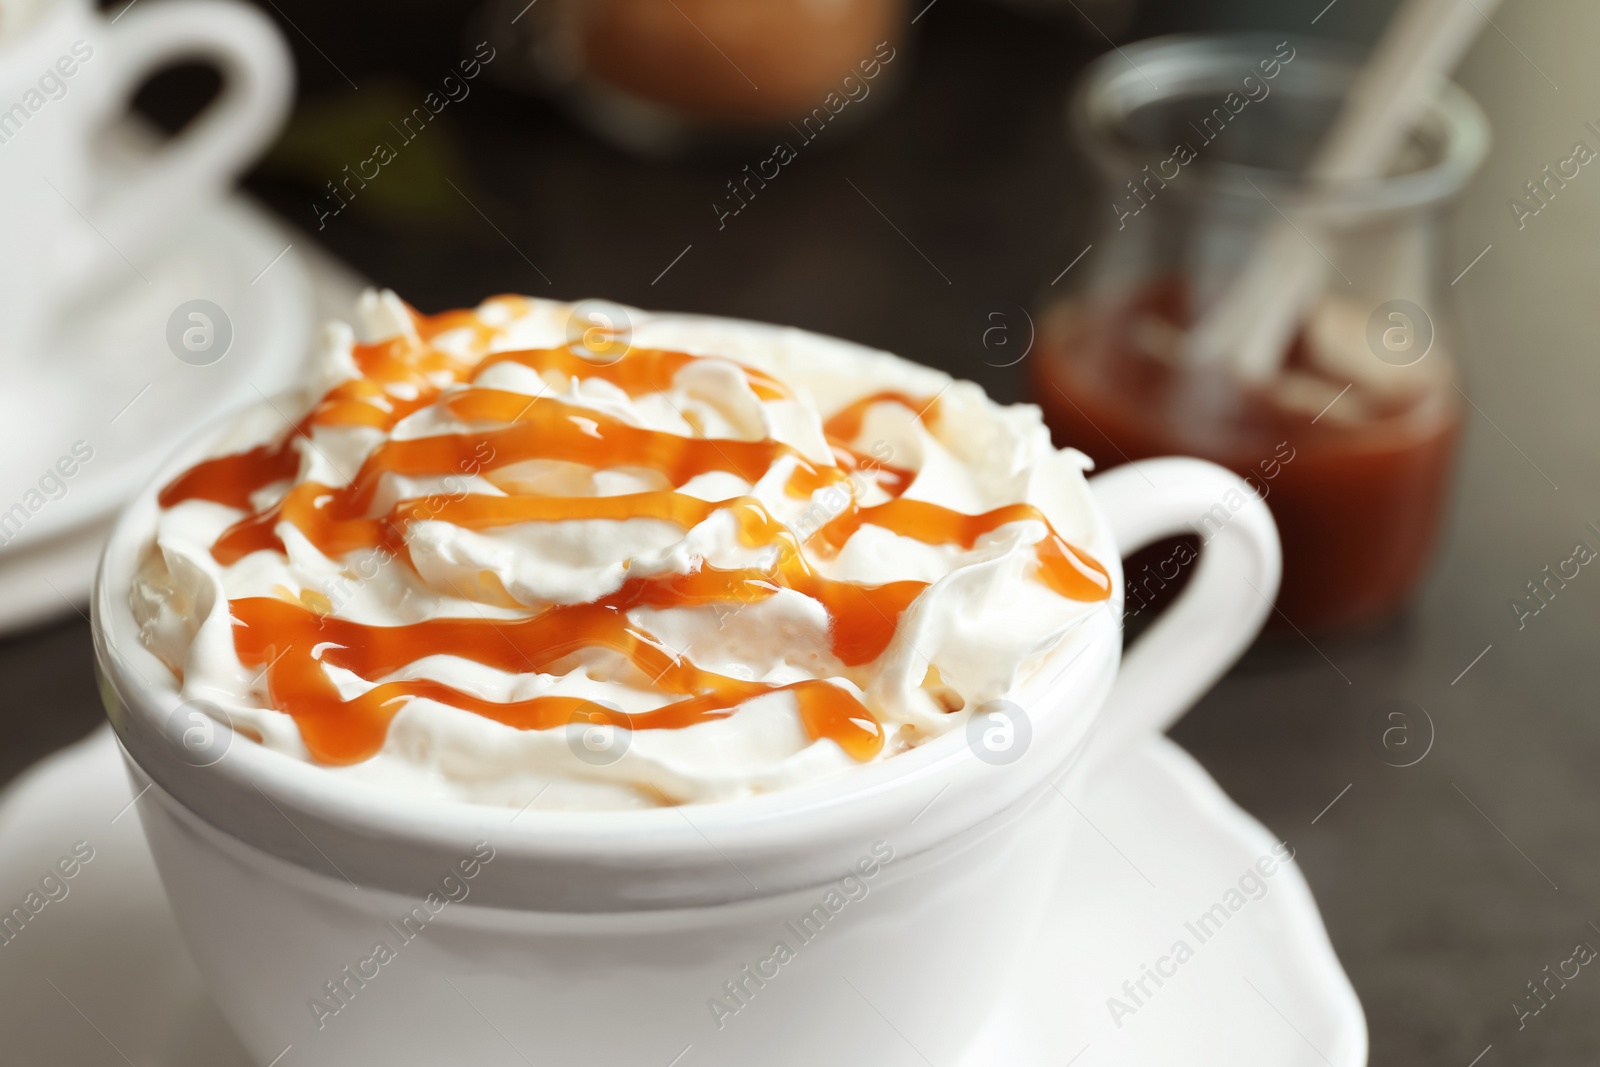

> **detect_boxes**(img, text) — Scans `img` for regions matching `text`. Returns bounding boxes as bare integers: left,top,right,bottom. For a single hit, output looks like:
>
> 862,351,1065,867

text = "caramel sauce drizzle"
157,300,1111,769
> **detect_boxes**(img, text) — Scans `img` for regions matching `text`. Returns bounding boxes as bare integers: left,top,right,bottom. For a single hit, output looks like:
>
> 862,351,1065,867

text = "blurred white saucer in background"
0,726,1366,1066
0,194,362,637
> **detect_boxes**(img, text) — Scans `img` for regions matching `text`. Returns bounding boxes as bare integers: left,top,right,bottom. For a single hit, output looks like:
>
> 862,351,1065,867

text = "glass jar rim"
1068,33,1490,217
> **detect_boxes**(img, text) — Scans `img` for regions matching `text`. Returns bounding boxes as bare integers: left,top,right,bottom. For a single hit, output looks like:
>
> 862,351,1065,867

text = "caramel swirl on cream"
131,292,1113,809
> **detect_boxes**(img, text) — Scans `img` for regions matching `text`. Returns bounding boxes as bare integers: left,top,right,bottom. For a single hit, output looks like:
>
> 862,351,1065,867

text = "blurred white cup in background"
0,0,291,370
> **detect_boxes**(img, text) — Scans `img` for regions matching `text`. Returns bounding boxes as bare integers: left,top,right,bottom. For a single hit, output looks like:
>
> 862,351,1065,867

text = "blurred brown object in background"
489,0,908,152
580,0,904,121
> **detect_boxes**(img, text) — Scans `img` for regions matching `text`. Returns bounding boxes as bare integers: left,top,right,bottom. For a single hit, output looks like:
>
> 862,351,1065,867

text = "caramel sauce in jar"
1034,279,1461,633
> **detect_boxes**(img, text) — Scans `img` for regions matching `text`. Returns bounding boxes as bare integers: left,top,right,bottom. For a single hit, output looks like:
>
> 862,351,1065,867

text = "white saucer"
0,196,363,637
965,744,1368,1066
0,726,1366,1066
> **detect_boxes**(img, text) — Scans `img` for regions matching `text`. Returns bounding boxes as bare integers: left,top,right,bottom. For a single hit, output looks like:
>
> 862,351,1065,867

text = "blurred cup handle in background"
88,1,292,279
0,0,292,368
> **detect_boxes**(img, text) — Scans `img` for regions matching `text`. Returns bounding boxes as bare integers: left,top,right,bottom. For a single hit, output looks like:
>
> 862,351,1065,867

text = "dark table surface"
6,1,1599,1063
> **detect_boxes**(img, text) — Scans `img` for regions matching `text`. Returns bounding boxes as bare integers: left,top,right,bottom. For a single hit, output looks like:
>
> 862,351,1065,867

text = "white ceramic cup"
0,0,290,366
94,317,1280,1067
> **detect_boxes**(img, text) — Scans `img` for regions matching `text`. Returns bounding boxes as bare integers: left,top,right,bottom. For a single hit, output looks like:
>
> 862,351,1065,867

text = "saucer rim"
0,195,313,558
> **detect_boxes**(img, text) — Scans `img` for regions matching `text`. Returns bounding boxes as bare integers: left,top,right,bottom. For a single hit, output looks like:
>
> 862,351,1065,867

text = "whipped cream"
131,292,1114,809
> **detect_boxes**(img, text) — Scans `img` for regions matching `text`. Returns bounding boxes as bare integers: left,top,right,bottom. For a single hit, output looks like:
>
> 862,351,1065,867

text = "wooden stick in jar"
1186,0,1500,380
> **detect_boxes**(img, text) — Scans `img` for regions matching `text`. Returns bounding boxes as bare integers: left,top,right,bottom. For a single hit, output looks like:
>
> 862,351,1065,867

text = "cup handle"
84,0,292,275
1079,457,1282,777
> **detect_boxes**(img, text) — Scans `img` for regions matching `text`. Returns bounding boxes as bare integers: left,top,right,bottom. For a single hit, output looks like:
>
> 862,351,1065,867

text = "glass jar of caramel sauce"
1033,36,1489,633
